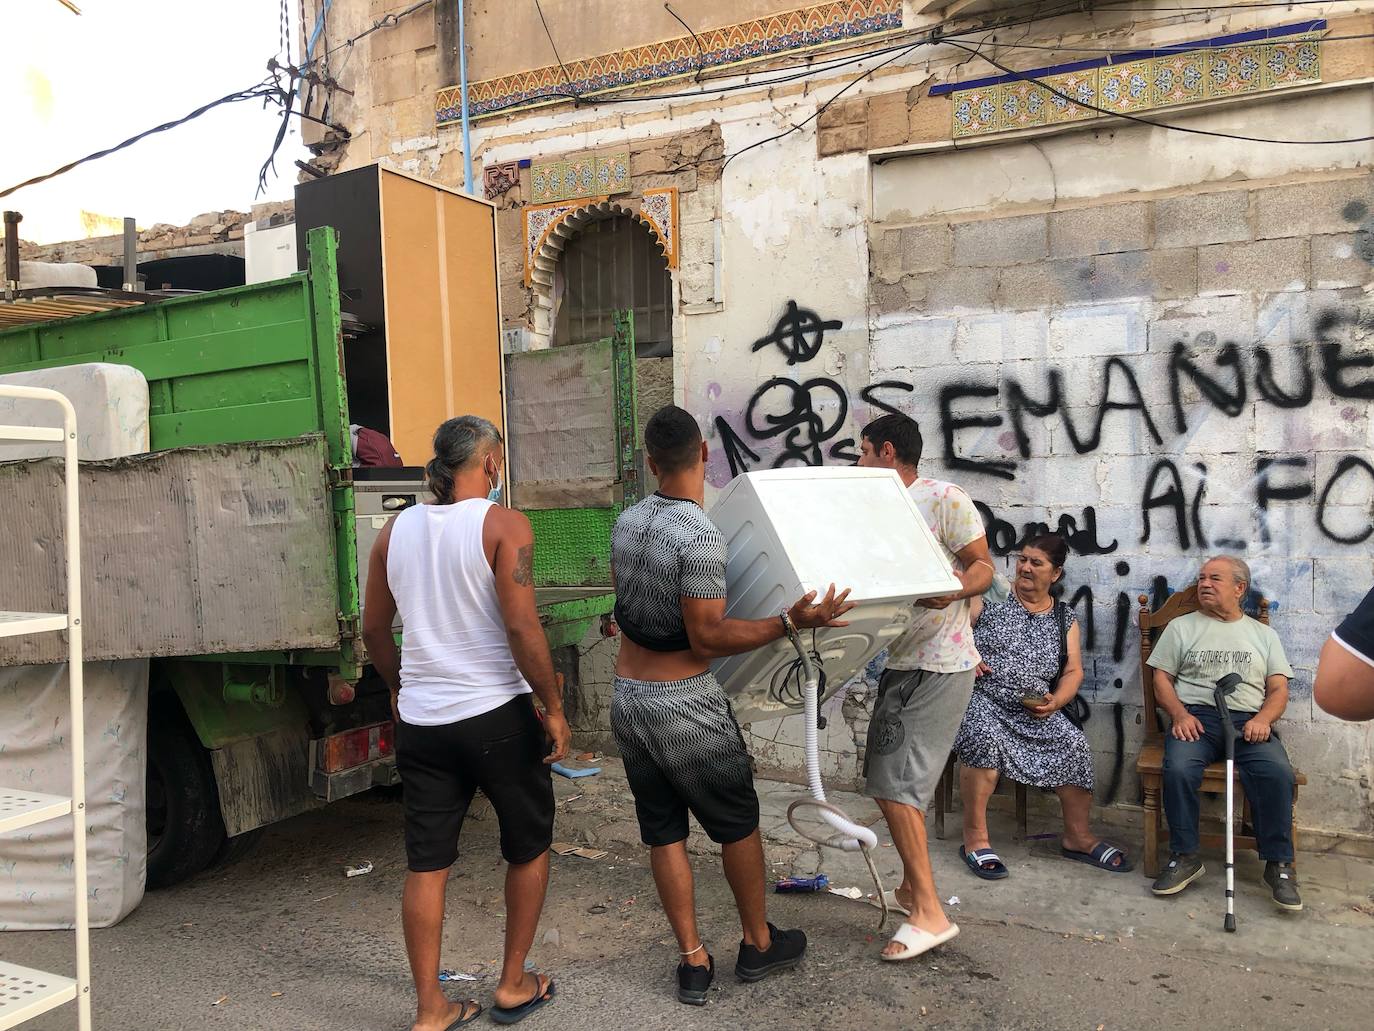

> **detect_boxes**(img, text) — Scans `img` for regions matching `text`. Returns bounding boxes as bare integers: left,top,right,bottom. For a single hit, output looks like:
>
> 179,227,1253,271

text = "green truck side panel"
0,230,361,687
156,659,310,750
0,236,621,746
541,595,615,651
528,507,617,586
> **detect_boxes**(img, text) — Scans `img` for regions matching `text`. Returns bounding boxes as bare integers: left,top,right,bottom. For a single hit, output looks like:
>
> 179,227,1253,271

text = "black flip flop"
959,846,1009,880
440,1001,482,1029
491,975,556,1025
1062,841,1134,873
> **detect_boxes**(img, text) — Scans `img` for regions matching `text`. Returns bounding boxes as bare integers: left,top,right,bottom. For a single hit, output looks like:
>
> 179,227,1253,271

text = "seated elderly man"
1147,555,1300,912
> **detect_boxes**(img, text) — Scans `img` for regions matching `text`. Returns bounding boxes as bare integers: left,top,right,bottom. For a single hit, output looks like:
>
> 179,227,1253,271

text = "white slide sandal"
880,921,960,962
865,889,911,917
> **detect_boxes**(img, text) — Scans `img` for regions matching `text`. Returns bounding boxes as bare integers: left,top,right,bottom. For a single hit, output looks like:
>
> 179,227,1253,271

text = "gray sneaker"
1151,852,1205,895
1264,862,1303,912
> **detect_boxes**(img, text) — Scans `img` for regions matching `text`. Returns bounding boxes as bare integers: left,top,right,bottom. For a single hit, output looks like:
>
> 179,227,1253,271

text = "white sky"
3,0,307,244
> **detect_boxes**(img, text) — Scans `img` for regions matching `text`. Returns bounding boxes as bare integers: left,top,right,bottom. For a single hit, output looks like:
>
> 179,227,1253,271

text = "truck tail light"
319,721,395,774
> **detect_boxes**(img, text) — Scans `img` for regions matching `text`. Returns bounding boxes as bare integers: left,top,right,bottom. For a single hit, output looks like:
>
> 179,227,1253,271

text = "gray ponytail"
426,416,503,503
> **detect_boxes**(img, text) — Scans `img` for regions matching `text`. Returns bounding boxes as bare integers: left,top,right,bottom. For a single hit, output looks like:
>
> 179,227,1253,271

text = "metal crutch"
1212,672,1243,933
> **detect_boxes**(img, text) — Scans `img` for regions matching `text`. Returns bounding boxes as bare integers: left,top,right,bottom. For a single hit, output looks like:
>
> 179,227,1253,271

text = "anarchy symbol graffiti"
751,300,843,365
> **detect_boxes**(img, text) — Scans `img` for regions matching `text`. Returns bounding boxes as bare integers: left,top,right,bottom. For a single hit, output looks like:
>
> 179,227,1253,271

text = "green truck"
0,205,637,887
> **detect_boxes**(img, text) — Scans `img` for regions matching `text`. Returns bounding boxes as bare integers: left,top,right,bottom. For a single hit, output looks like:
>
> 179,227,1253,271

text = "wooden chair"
1137,585,1306,877
932,753,1028,842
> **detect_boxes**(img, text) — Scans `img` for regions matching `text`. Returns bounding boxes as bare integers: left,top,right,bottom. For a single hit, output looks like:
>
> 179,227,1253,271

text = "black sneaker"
1151,852,1205,896
735,923,806,982
1264,862,1303,912
676,953,714,1005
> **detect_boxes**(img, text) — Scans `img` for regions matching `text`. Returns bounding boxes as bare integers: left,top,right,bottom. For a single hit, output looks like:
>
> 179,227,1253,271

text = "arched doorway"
552,212,674,489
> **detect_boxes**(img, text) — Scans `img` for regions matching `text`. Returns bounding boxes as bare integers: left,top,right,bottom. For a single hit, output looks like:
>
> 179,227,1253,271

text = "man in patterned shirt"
857,413,994,961
610,405,854,1005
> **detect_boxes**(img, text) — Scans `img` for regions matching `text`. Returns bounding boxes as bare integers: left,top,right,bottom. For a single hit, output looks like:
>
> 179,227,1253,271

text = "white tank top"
386,498,531,725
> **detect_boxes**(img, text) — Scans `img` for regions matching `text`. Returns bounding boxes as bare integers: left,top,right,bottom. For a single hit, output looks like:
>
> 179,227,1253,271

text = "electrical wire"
534,0,579,100
721,40,923,172
943,31,1374,55
0,78,287,200
942,38,1374,145
663,3,706,83
769,629,828,709
312,0,432,66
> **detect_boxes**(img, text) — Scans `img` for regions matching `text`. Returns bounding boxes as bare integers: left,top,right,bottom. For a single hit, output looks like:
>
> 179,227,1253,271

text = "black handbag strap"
1055,600,1069,680
1054,601,1090,728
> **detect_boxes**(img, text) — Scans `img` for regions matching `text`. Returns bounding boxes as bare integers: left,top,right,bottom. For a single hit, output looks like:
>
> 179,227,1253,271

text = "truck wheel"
210,829,263,869
146,705,226,889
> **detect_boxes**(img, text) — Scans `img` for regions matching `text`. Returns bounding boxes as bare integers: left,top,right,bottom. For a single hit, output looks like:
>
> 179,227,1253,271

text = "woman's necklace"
1015,587,1053,614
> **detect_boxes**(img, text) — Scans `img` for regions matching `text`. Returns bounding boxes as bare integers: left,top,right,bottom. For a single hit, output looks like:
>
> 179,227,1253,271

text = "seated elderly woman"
952,534,1132,878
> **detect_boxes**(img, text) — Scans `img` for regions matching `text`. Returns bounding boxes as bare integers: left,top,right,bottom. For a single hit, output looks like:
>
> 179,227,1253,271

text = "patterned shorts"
864,667,976,811
611,672,760,846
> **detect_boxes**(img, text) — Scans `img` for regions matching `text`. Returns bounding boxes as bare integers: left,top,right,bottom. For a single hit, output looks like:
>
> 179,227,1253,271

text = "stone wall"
715,166,1374,838
13,208,262,266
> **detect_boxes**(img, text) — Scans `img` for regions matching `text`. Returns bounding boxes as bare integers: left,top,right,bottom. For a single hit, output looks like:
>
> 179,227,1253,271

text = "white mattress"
0,362,150,461
1,362,152,929
0,660,149,929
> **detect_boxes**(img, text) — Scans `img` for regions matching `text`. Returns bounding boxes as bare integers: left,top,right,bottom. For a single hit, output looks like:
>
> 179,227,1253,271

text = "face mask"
486,464,504,504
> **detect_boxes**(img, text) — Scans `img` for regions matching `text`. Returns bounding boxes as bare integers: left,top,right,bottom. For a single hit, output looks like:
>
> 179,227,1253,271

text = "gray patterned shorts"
864,667,976,811
611,672,760,846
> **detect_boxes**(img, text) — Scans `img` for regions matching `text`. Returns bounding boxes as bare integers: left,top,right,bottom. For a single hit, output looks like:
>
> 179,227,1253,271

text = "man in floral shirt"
857,413,993,961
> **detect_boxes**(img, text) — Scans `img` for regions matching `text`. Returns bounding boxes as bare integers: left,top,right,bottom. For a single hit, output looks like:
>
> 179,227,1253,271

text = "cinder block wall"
791,169,1374,838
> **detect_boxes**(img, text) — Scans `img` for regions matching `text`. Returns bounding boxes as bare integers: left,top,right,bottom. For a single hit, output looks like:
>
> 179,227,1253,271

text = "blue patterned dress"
952,595,1094,790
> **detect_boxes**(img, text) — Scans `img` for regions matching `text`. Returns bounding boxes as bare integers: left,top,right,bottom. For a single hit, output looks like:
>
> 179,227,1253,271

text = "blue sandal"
491,975,556,1025
1062,841,1134,873
959,846,1009,880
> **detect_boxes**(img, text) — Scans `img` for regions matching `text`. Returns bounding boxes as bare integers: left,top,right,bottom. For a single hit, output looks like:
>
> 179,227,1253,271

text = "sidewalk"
555,757,1374,979
16,756,1374,1031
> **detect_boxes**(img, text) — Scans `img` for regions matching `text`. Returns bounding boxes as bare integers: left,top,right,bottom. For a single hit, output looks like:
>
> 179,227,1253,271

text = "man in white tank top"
363,416,568,1030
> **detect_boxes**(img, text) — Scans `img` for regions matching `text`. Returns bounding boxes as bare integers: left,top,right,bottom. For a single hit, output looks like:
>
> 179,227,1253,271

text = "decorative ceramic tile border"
524,199,603,285
530,151,631,204
640,188,679,270
438,0,902,124
939,20,1323,140
523,190,680,284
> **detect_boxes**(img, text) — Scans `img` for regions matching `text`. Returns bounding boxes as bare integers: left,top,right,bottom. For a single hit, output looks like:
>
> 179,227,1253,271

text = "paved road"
15,767,1374,1031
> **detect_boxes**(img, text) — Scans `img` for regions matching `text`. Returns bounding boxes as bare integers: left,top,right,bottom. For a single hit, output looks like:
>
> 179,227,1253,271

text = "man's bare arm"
917,536,994,610
1314,635,1374,721
360,521,401,714
682,584,855,660
490,510,561,712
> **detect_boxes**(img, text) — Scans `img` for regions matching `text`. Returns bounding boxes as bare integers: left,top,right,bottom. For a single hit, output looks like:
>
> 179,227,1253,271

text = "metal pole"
61,390,92,1029
122,217,137,292
458,0,474,195
3,210,21,292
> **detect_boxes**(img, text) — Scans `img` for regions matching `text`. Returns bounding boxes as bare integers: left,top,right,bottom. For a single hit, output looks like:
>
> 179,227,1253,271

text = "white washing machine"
708,467,960,725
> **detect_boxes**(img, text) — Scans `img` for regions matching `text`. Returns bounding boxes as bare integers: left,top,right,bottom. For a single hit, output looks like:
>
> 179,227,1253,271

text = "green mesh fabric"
527,507,617,586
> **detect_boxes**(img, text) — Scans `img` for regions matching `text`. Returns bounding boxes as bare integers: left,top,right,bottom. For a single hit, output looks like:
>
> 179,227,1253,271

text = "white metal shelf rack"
0,386,91,1031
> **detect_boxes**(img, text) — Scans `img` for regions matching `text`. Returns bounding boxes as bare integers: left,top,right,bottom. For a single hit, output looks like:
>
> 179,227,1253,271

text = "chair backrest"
1137,584,1270,742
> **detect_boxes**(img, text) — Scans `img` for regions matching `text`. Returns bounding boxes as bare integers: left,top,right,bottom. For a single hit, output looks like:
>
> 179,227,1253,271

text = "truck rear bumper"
308,721,398,802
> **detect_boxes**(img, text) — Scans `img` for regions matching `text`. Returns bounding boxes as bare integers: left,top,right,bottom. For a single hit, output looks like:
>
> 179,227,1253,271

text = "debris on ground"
543,928,561,946
439,969,479,982
344,861,373,878
313,893,337,903
551,841,608,859
211,995,228,1007
587,904,608,914
947,896,961,906
576,751,599,761
551,762,602,779
830,886,865,900
775,874,829,893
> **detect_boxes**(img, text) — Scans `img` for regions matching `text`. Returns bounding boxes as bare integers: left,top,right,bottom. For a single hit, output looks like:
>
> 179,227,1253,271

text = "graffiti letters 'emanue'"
712,304,1374,552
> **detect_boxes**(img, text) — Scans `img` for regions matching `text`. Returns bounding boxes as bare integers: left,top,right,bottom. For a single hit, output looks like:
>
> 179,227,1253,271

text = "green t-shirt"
1147,610,1293,713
